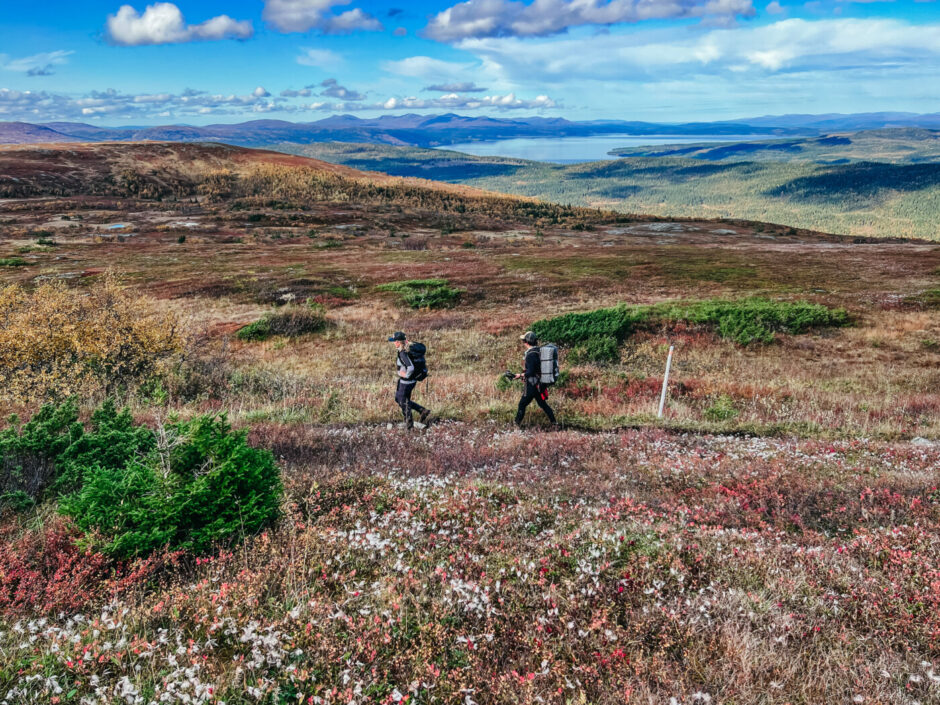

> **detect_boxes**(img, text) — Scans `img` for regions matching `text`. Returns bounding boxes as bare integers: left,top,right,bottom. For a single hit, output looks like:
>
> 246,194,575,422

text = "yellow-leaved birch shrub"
0,276,184,403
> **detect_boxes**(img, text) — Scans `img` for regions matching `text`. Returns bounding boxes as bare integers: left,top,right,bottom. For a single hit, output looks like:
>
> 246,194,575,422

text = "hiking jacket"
397,348,417,385
524,347,541,386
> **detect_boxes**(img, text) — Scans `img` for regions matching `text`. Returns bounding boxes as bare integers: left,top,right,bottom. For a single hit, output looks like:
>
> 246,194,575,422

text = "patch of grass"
376,278,463,309
704,394,740,422
533,297,849,350
0,257,27,267
237,306,328,342
911,288,940,308
324,285,358,300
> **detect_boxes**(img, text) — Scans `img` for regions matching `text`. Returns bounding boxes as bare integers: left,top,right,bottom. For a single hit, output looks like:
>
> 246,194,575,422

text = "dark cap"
388,331,406,342
520,331,538,345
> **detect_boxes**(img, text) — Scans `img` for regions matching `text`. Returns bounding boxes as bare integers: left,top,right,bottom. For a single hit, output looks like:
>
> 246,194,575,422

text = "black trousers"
516,382,556,426
395,380,426,422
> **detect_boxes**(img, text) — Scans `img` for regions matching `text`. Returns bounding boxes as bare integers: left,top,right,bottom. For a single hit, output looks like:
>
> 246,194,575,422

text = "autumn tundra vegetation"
0,142,938,704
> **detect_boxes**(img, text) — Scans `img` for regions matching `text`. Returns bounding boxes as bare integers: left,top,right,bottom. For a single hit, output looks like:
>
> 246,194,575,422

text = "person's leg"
515,385,536,426
534,388,557,425
395,382,413,424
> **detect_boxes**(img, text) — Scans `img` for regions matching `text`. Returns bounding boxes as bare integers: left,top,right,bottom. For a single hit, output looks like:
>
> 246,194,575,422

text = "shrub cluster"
0,276,183,403
0,400,281,559
376,278,463,309
237,305,327,342
533,297,849,362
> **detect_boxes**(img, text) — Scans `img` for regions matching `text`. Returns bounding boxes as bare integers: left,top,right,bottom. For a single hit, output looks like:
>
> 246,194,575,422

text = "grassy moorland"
0,142,938,704
278,133,940,240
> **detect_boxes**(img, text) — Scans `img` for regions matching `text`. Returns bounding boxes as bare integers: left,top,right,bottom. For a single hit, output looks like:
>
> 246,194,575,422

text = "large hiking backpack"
539,344,559,386
407,342,429,382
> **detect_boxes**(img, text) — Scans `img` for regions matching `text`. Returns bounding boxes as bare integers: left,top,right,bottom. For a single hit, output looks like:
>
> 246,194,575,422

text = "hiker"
389,331,431,429
513,331,558,428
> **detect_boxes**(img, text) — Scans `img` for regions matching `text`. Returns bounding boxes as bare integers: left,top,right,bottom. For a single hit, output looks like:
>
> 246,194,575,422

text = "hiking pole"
657,345,675,419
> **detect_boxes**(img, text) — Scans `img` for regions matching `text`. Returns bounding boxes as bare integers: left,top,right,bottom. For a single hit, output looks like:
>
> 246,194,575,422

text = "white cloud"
425,82,489,92
263,0,382,33
0,82,558,121
456,17,940,81
765,1,785,13
106,3,253,46
0,50,74,77
0,86,296,121
296,47,345,67
373,92,557,111
424,0,756,42
319,78,366,100
382,55,477,78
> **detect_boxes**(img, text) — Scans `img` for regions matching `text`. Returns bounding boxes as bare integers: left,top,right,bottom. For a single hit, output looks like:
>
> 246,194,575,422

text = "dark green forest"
275,130,940,240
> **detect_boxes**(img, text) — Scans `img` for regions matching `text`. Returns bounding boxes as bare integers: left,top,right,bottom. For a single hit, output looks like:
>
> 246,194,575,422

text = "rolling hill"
277,137,940,240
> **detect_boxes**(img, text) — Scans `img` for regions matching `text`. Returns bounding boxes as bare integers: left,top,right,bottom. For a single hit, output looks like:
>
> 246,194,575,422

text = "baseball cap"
388,331,406,342
520,331,538,345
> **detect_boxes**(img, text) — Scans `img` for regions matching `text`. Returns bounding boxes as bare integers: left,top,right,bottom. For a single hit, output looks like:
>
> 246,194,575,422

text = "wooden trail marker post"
658,345,675,418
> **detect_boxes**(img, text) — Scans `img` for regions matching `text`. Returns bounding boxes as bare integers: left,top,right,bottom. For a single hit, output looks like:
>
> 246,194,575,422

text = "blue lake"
439,134,770,164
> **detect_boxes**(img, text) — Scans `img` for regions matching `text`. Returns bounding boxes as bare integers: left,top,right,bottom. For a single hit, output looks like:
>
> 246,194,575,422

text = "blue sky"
1,0,938,124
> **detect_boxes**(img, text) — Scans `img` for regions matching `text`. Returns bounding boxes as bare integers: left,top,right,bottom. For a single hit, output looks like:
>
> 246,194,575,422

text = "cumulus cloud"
382,55,477,78
319,78,366,100
0,86,296,121
0,50,73,76
296,47,345,67
456,17,940,81
280,87,314,97
424,81,488,92
262,0,382,34
378,92,556,111
0,83,559,121
106,3,253,46
424,0,756,42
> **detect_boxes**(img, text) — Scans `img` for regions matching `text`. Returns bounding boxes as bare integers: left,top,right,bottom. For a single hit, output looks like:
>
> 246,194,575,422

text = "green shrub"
237,306,327,342
704,394,739,422
376,279,463,309
656,298,850,346
52,399,155,495
531,305,648,346
61,414,281,558
0,257,27,267
533,297,849,351
569,335,620,364
0,400,81,503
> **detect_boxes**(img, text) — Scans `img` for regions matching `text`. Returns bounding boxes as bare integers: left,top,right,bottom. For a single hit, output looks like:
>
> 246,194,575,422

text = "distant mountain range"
3,112,940,149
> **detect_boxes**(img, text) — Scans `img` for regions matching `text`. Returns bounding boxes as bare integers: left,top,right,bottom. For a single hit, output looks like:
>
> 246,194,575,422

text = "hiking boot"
419,409,432,426
405,416,414,430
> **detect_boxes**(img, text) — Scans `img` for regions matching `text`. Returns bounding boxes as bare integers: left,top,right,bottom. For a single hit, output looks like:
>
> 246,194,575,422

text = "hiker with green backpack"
388,331,431,430
512,331,559,428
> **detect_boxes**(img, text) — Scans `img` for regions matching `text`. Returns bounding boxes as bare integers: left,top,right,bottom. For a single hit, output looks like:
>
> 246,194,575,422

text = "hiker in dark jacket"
389,331,431,429
513,331,557,428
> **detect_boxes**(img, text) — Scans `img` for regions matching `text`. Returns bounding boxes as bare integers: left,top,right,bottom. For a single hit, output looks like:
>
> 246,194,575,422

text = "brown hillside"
0,141,519,202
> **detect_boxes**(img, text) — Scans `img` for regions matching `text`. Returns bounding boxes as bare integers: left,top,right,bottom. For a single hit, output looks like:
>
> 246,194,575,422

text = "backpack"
406,342,428,382
539,344,559,386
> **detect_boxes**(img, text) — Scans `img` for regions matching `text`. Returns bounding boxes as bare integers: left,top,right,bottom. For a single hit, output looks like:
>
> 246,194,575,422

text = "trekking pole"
657,345,674,419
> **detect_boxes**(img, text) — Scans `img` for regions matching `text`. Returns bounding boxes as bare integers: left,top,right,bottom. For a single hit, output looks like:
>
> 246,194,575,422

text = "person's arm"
399,350,415,378
524,349,540,383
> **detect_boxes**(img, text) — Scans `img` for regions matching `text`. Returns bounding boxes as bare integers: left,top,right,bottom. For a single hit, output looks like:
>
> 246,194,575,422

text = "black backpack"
406,342,428,382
